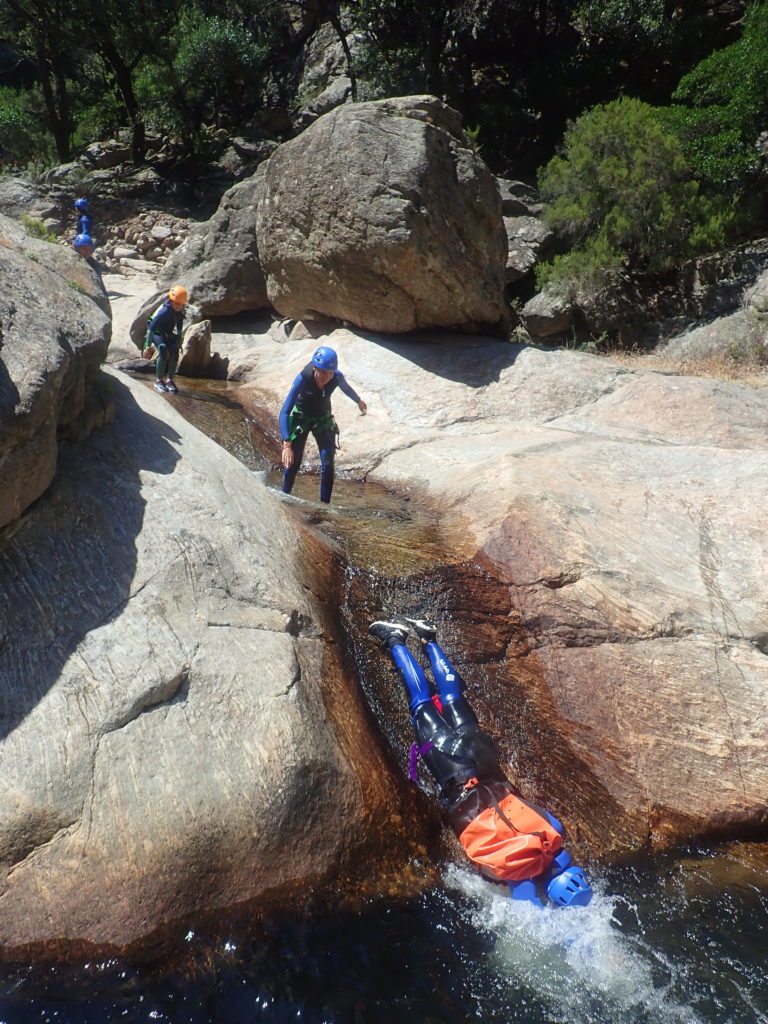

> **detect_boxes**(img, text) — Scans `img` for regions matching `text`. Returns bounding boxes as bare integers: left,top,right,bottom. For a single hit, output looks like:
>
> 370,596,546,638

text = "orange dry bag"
457,790,563,882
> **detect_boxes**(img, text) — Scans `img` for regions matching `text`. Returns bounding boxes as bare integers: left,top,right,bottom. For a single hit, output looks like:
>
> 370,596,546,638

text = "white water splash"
444,865,705,1024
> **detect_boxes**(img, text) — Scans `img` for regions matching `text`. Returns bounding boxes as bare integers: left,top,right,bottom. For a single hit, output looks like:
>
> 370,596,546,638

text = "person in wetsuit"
72,232,94,259
279,345,367,504
145,285,188,394
368,617,593,908
74,198,92,237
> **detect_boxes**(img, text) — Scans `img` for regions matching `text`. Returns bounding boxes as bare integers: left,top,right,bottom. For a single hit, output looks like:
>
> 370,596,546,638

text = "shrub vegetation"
536,96,734,293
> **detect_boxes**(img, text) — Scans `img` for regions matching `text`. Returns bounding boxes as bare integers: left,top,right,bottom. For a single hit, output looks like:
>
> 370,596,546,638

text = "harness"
287,406,340,448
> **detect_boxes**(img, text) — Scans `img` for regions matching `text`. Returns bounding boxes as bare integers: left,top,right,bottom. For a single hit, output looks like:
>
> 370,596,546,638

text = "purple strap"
408,741,434,782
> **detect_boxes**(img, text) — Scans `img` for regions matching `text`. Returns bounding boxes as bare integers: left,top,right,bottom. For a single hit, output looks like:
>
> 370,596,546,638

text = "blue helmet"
312,346,338,372
74,198,89,211
73,233,93,247
547,866,593,908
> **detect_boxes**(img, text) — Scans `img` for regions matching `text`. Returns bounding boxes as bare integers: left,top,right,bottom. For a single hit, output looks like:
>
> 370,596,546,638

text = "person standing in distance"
72,233,95,259
74,198,91,237
279,345,367,504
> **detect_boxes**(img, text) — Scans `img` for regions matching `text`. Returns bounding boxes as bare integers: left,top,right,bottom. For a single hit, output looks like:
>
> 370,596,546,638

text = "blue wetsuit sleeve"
279,374,303,440
335,371,361,405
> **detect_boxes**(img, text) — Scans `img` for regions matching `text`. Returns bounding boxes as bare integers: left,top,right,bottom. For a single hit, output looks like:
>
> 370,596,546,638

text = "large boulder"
0,371,434,956
0,212,111,528
255,95,509,334
0,177,70,233
151,167,270,320
237,328,768,858
648,239,768,327
496,178,541,217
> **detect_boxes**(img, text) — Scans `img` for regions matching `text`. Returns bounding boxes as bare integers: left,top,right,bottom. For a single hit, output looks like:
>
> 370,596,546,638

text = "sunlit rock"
0,211,111,529
0,371,434,956
255,95,509,335
239,326,768,858
148,166,271,325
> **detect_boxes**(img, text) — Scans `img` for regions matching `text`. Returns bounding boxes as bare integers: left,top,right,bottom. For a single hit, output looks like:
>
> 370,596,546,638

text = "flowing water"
2,378,765,1024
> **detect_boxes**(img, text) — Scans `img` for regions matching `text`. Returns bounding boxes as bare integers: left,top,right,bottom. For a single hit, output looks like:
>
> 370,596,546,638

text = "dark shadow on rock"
0,375,182,740
0,357,20,418
103,285,136,302
114,358,155,374
355,331,525,387
209,309,274,335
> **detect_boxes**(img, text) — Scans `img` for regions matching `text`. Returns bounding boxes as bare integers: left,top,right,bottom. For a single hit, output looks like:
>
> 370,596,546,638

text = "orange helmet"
168,285,188,305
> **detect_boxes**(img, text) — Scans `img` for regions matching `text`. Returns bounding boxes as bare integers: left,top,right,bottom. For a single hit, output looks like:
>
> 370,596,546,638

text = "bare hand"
282,444,294,469
358,400,367,415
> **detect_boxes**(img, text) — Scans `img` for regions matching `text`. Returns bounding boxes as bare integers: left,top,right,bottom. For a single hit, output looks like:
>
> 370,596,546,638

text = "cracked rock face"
0,371,431,956
0,212,111,528
238,328,768,856
255,95,509,335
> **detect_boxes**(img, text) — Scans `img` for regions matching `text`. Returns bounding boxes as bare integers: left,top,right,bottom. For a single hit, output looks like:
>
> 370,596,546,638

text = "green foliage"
0,86,56,165
175,10,266,105
574,0,673,52
537,96,732,290
21,215,56,242
465,124,482,156
135,5,268,147
535,235,624,295
349,0,467,96
70,53,127,151
660,1,768,188
725,335,768,367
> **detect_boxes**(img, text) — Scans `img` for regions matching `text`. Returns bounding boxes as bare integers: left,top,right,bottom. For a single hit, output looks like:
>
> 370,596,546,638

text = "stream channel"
1,378,766,1024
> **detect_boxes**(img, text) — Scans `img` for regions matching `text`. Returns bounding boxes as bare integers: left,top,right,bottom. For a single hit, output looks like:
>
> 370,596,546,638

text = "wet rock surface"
235,325,768,859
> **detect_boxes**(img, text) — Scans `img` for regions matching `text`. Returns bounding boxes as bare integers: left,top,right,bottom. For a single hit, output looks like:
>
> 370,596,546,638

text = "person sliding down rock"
278,344,367,504
145,285,188,394
368,617,594,908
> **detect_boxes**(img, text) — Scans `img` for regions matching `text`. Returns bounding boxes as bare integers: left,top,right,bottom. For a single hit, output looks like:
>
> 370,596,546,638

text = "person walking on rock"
368,617,594,908
279,345,367,504
145,285,188,394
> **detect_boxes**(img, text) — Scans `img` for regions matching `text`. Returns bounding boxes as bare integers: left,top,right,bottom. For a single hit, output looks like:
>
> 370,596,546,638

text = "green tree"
73,0,171,163
348,0,461,96
1,0,76,160
661,1,768,189
136,6,268,151
537,96,730,290
0,84,55,165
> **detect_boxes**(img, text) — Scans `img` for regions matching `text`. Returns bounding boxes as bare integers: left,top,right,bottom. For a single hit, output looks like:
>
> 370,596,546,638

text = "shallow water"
3,376,765,1024
2,853,766,1023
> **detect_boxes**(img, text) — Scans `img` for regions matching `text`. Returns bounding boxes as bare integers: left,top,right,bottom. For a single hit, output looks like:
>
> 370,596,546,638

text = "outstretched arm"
336,371,367,414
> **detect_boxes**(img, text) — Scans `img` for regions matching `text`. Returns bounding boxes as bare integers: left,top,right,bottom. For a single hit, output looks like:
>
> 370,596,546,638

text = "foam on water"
444,865,705,1024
